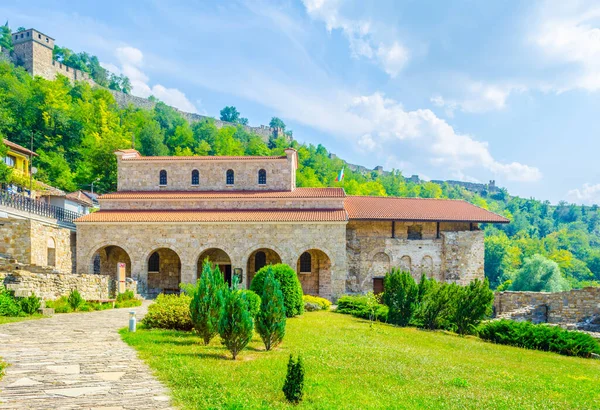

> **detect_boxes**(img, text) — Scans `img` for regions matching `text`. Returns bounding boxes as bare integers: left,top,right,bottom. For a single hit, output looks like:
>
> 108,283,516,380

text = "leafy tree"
0,142,13,183
450,279,494,335
511,254,571,292
414,279,454,330
218,276,254,360
382,269,418,326
250,264,303,317
190,260,225,345
269,117,286,130
282,354,305,404
0,23,13,52
219,106,240,123
256,267,286,350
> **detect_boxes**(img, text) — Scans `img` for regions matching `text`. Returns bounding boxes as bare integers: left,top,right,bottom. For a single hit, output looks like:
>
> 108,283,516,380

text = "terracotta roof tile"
121,155,287,162
3,139,38,157
344,196,510,223
75,209,347,223
66,190,94,207
100,188,345,200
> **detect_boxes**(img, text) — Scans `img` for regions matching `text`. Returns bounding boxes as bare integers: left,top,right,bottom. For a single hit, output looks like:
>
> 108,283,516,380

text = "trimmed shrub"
218,277,254,359
478,319,600,358
256,267,286,351
282,354,305,404
116,290,135,303
0,286,22,317
250,263,303,317
336,295,388,322
142,294,193,331
303,295,331,311
18,293,41,315
450,279,494,335
67,289,84,311
242,290,261,318
383,269,418,326
190,260,226,345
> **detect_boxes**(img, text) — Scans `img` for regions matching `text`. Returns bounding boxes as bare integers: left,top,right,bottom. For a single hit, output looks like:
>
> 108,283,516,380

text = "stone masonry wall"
116,156,295,191
345,220,483,293
76,221,347,300
494,288,600,324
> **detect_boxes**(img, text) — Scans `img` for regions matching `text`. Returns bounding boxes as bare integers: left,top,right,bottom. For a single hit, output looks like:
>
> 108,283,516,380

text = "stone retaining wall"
494,288,600,324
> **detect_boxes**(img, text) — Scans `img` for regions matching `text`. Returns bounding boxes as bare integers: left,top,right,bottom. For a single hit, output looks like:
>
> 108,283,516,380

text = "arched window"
299,252,312,273
148,252,160,272
254,251,267,272
258,169,267,185
191,169,199,185
47,237,56,267
226,169,234,185
159,170,167,185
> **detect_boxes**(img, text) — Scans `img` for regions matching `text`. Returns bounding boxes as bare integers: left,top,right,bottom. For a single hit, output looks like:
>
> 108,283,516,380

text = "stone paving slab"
0,301,174,409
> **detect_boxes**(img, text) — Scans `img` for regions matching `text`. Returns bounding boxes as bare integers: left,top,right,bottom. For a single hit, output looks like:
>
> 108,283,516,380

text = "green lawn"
121,311,600,409
0,314,45,325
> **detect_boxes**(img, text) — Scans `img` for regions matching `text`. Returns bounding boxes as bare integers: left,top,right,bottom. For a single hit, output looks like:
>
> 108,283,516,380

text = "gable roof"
99,187,345,200
3,139,38,157
65,190,94,207
344,196,509,223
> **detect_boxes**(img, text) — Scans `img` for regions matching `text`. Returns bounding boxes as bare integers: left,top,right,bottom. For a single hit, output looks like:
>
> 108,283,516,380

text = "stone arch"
246,248,282,289
400,255,412,272
146,248,182,297
197,248,233,287
420,255,434,279
46,237,56,267
90,244,132,279
296,249,332,299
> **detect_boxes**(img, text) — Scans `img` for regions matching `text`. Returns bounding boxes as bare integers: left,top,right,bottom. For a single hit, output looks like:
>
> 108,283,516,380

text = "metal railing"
0,189,82,224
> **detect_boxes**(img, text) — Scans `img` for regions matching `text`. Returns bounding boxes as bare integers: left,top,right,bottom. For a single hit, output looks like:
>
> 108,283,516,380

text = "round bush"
142,294,193,330
250,264,303,317
240,290,261,318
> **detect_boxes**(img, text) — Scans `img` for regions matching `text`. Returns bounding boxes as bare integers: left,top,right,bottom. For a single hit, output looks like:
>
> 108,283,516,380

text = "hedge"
250,264,303,317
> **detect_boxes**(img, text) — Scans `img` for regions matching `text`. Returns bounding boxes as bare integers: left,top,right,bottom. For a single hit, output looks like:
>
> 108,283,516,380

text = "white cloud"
104,46,198,113
567,183,600,205
531,2,600,92
302,0,409,77
431,81,525,117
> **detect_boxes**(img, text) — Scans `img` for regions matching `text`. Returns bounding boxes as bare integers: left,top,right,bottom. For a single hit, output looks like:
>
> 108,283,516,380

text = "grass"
120,311,600,410
0,313,45,325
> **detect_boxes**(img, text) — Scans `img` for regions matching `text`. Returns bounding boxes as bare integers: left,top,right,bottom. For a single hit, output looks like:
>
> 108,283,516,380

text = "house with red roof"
75,148,508,299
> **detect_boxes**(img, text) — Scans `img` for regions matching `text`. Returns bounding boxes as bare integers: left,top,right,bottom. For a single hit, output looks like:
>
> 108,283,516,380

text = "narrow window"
226,169,234,185
407,225,423,240
93,254,101,274
258,169,267,185
159,170,167,185
255,251,266,272
38,34,41,39
148,252,160,272
299,252,312,273
191,169,199,185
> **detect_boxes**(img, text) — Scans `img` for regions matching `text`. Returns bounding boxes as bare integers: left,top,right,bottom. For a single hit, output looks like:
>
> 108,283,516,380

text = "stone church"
75,149,508,300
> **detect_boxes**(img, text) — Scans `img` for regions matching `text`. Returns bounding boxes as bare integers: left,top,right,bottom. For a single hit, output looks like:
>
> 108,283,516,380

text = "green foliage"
116,290,135,303
45,296,72,313
511,254,571,292
219,106,248,125
218,277,254,359
190,260,225,345
383,269,418,326
0,286,22,316
0,24,13,52
414,279,454,330
256,267,286,351
478,319,600,358
336,295,389,322
114,298,142,309
302,295,331,311
18,293,41,315
282,354,305,404
142,294,193,331
241,290,261,318
250,263,303,317
67,289,84,311
450,279,494,335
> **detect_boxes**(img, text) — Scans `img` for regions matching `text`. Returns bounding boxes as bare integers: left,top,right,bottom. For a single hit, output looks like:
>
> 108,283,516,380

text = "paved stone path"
0,301,174,409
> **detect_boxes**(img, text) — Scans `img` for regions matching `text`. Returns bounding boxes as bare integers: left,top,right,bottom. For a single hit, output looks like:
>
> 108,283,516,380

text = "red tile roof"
121,155,287,162
75,209,347,223
100,188,345,200
66,191,94,207
3,139,38,157
344,196,510,223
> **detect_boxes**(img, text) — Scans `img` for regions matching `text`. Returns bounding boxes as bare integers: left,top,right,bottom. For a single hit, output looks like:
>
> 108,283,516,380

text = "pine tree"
282,354,305,404
218,276,254,359
190,259,225,345
256,267,286,351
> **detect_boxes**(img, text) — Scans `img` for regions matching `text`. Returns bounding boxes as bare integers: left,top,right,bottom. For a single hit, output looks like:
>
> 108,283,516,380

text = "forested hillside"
0,58,598,291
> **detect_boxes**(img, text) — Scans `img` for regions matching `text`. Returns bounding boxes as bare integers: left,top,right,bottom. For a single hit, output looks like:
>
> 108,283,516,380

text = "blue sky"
3,0,600,204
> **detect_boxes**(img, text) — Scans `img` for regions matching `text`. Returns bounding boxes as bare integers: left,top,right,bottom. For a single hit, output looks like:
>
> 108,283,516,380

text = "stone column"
130,258,147,296
180,261,196,286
